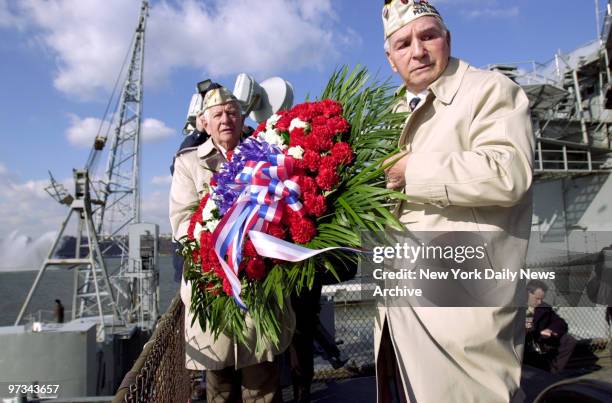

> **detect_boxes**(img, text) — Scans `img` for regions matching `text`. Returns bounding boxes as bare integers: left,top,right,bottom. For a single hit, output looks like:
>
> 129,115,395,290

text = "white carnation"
289,118,309,132
287,146,304,159
266,114,281,130
193,222,204,243
205,219,220,233
260,128,287,150
201,199,217,221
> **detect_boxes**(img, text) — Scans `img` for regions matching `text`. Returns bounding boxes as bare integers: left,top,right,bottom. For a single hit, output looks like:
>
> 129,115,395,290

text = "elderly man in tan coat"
378,1,534,402
170,87,295,403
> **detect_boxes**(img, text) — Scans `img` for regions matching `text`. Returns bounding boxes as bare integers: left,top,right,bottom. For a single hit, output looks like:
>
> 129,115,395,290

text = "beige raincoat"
375,57,534,402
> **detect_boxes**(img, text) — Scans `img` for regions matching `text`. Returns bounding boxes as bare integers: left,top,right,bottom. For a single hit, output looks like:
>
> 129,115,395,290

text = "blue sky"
0,0,603,238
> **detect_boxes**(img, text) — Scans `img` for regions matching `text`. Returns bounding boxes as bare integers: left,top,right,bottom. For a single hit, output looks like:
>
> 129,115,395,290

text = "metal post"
572,69,590,144
596,0,602,41
537,140,544,171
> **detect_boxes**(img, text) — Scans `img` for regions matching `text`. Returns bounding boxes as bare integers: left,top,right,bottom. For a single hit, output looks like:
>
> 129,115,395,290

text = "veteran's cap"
382,0,442,40
201,86,240,113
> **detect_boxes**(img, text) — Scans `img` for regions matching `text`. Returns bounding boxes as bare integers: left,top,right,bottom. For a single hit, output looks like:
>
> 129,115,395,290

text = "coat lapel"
197,137,226,172
397,57,469,150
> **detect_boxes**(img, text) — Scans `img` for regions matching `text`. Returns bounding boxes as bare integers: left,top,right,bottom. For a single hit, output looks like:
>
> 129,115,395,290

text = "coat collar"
428,57,468,105
196,137,226,171
393,57,469,106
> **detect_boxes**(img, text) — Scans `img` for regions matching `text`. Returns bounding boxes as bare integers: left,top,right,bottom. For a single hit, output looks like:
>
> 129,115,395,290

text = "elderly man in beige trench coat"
170,87,295,402
377,1,534,402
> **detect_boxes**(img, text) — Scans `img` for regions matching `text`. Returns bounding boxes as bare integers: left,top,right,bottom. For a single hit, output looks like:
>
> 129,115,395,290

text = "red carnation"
282,204,303,226
246,258,267,281
321,99,343,117
320,155,338,171
327,116,350,134
289,129,306,150
222,277,233,296
304,192,327,217
187,218,198,241
316,167,339,191
302,150,321,171
275,113,293,132
187,194,209,240
255,121,266,134
244,239,258,258
312,116,327,126
298,176,318,194
331,142,354,165
213,264,225,280
290,216,317,244
192,249,200,265
266,222,286,239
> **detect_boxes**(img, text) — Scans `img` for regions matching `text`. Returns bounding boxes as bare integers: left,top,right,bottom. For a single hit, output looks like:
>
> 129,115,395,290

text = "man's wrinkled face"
203,102,243,150
528,288,546,308
386,16,450,93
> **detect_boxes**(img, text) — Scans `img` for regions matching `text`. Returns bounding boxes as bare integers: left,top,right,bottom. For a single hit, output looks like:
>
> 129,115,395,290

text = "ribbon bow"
211,152,302,310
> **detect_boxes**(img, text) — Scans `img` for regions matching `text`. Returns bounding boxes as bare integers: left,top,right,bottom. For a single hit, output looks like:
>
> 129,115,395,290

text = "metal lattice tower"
95,0,147,238
15,0,157,341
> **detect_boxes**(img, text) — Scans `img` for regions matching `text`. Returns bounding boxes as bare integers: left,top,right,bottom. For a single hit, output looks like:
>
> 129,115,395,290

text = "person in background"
54,299,64,324
524,279,577,374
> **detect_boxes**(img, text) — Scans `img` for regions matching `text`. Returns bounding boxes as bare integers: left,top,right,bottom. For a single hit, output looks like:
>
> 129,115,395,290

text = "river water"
0,256,180,326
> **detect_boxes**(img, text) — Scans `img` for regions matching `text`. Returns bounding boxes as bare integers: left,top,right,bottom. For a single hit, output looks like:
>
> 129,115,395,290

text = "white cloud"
0,163,67,242
142,118,175,142
17,0,139,99
65,115,174,148
0,0,24,29
147,0,345,80
12,0,351,98
151,175,172,186
65,114,107,148
0,163,172,250
141,190,171,234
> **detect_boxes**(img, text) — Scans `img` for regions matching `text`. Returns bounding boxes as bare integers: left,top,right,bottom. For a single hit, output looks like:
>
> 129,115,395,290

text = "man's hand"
540,329,557,338
384,153,409,189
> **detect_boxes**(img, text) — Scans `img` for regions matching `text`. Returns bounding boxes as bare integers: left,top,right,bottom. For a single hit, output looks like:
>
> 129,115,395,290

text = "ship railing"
113,293,190,403
535,138,612,173
23,309,73,325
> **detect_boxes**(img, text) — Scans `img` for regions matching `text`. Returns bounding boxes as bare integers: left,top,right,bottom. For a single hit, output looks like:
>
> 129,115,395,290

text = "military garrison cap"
382,0,442,39
202,86,240,112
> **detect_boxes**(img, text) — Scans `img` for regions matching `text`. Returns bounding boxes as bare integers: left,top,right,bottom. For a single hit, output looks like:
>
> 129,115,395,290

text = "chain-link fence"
314,279,376,380
531,262,611,346
313,264,612,380
113,295,191,403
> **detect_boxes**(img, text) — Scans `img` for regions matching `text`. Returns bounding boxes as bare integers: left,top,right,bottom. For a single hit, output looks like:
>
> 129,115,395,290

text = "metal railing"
113,295,190,403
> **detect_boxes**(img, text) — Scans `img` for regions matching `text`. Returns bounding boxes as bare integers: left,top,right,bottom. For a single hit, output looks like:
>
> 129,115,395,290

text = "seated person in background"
524,279,577,374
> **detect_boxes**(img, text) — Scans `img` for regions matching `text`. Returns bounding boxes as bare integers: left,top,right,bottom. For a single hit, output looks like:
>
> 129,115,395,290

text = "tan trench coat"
375,58,534,402
170,137,295,370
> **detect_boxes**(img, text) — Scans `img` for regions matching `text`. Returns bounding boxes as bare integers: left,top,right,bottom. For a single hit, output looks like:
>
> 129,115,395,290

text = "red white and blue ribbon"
211,153,303,310
248,230,364,262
